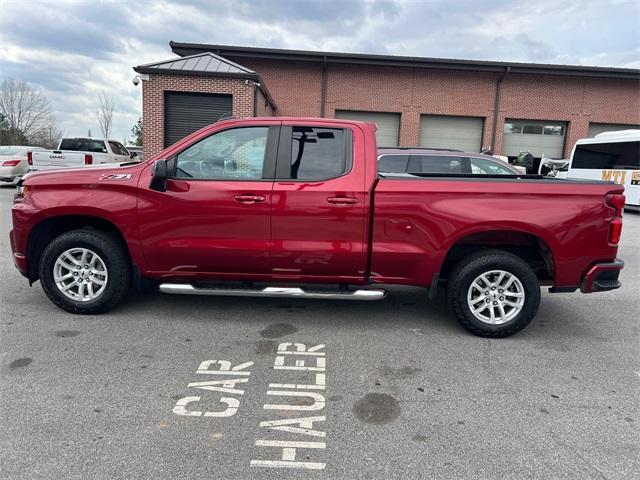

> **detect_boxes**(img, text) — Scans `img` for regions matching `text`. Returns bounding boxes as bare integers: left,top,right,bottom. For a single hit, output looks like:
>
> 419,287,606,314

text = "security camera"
244,79,251,85
132,75,140,86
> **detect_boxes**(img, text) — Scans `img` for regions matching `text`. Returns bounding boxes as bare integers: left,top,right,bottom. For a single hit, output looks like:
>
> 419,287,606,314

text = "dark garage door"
164,92,233,147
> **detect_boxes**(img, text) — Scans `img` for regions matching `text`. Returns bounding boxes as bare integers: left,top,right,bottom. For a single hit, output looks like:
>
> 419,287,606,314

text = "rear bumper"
580,259,624,293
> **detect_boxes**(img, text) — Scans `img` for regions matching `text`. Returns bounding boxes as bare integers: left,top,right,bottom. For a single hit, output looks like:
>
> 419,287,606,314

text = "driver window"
175,127,269,180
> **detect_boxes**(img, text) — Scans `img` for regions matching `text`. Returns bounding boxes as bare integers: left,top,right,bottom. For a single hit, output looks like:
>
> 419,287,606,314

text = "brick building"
134,42,640,160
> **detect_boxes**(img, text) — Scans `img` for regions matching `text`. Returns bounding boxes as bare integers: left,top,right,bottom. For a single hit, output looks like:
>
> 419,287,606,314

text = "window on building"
505,122,565,137
289,127,349,180
504,123,522,134
522,125,544,135
543,125,564,136
174,127,269,180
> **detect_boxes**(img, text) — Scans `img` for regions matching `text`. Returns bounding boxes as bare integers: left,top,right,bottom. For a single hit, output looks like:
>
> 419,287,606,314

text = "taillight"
2,159,21,167
84,154,93,165
27,151,32,166
609,218,623,244
606,193,625,244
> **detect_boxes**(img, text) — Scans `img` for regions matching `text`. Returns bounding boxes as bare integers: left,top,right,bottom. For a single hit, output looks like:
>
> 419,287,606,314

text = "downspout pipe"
253,82,257,117
490,66,510,153
320,55,328,117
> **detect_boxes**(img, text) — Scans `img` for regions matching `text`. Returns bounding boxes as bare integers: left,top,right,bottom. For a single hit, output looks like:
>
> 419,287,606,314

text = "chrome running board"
159,283,386,301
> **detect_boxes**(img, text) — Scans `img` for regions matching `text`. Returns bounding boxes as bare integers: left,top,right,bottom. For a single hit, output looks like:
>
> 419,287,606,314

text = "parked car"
0,146,46,184
11,117,625,338
378,148,522,175
566,129,639,210
30,137,136,171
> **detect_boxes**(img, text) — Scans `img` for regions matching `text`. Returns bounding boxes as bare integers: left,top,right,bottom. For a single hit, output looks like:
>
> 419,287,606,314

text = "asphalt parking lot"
0,184,638,480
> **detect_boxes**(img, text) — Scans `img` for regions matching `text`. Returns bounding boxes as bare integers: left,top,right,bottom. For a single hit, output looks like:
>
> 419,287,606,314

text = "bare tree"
0,78,53,144
96,92,114,139
31,123,64,149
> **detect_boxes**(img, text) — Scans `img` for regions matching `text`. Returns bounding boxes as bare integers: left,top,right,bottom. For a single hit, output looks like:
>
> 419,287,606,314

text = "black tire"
447,249,541,338
39,229,131,314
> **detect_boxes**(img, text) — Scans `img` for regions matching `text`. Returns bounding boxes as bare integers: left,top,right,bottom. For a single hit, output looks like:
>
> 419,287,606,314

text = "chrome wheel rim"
53,248,108,302
467,270,525,325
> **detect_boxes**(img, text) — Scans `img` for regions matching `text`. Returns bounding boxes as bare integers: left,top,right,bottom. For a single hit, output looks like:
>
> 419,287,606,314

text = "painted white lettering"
173,396,204,417
264,391,325,411
259,416,326,437
277,343,325,355
172,396,240,417
188,378,248,395
196,360,254,376
250,440,326,470
274,355,325,372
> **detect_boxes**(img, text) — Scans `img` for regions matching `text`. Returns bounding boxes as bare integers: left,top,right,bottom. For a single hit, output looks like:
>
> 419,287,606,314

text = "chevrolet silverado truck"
10,117,625,337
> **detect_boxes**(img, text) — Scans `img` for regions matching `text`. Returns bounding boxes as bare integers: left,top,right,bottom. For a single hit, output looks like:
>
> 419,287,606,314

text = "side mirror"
150,159,167,192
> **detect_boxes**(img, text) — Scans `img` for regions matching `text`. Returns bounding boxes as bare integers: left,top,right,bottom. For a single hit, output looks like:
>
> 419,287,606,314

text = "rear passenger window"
416,155,464,174
378,155,408,173
88,140,107,153
290,127,349,180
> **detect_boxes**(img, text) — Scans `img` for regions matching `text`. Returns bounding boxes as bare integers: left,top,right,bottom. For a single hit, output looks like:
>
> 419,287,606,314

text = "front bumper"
580,259,624,293
9,229,28,277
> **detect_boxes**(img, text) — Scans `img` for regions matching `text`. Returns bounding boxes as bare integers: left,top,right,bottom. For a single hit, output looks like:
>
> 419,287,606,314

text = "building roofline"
170,41,640,80
133,53,277,110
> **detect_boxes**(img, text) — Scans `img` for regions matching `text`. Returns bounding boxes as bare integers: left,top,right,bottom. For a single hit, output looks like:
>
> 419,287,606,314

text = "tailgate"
31,151,86,170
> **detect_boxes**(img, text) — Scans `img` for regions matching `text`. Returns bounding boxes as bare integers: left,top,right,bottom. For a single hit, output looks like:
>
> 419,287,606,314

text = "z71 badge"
99,173,133,181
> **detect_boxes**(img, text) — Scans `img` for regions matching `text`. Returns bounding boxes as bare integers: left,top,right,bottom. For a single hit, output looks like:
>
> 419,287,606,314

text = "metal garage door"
335,110,400,147
164,92,233,147
503,120,566,158
588,123,639,137
419,115,484,152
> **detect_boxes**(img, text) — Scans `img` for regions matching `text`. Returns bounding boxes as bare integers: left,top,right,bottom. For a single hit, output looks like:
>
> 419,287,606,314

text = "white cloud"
0,0,637,143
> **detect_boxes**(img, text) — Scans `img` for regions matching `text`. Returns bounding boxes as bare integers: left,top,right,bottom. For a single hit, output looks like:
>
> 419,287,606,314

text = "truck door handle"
234,194,266,204
327,196,358,205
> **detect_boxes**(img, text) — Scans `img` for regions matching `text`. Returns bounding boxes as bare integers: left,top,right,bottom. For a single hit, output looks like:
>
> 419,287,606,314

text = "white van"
567,130,640,210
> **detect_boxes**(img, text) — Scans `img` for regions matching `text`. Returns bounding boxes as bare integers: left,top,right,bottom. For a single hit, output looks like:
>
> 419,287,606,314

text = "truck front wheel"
447,250,540,337
39,229,131,314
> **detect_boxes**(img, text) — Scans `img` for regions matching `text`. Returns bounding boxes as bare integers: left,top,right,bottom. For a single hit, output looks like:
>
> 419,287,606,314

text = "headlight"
13,184,29,203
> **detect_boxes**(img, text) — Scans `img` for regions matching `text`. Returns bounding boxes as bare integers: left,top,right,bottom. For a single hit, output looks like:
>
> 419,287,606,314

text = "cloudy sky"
1,0,638,143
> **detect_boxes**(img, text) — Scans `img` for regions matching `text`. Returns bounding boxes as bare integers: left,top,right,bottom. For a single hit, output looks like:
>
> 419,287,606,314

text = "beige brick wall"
233,56,640,157
141,59,640,159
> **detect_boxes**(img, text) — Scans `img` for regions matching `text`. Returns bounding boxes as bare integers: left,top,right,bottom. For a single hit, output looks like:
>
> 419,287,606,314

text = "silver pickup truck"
30,137,137,171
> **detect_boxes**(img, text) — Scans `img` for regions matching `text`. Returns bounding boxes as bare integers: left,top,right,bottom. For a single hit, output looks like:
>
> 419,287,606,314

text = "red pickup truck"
10,117,625,337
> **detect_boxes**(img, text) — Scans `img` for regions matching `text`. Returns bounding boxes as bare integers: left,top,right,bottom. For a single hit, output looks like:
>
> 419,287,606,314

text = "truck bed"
371,173,623,288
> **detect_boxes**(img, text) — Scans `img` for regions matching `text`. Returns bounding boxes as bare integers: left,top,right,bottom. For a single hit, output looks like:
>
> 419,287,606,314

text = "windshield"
0,146,21,156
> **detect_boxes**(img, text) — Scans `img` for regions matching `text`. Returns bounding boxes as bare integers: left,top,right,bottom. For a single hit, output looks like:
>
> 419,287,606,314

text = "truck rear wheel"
447,250,540,337
39,229,131,314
